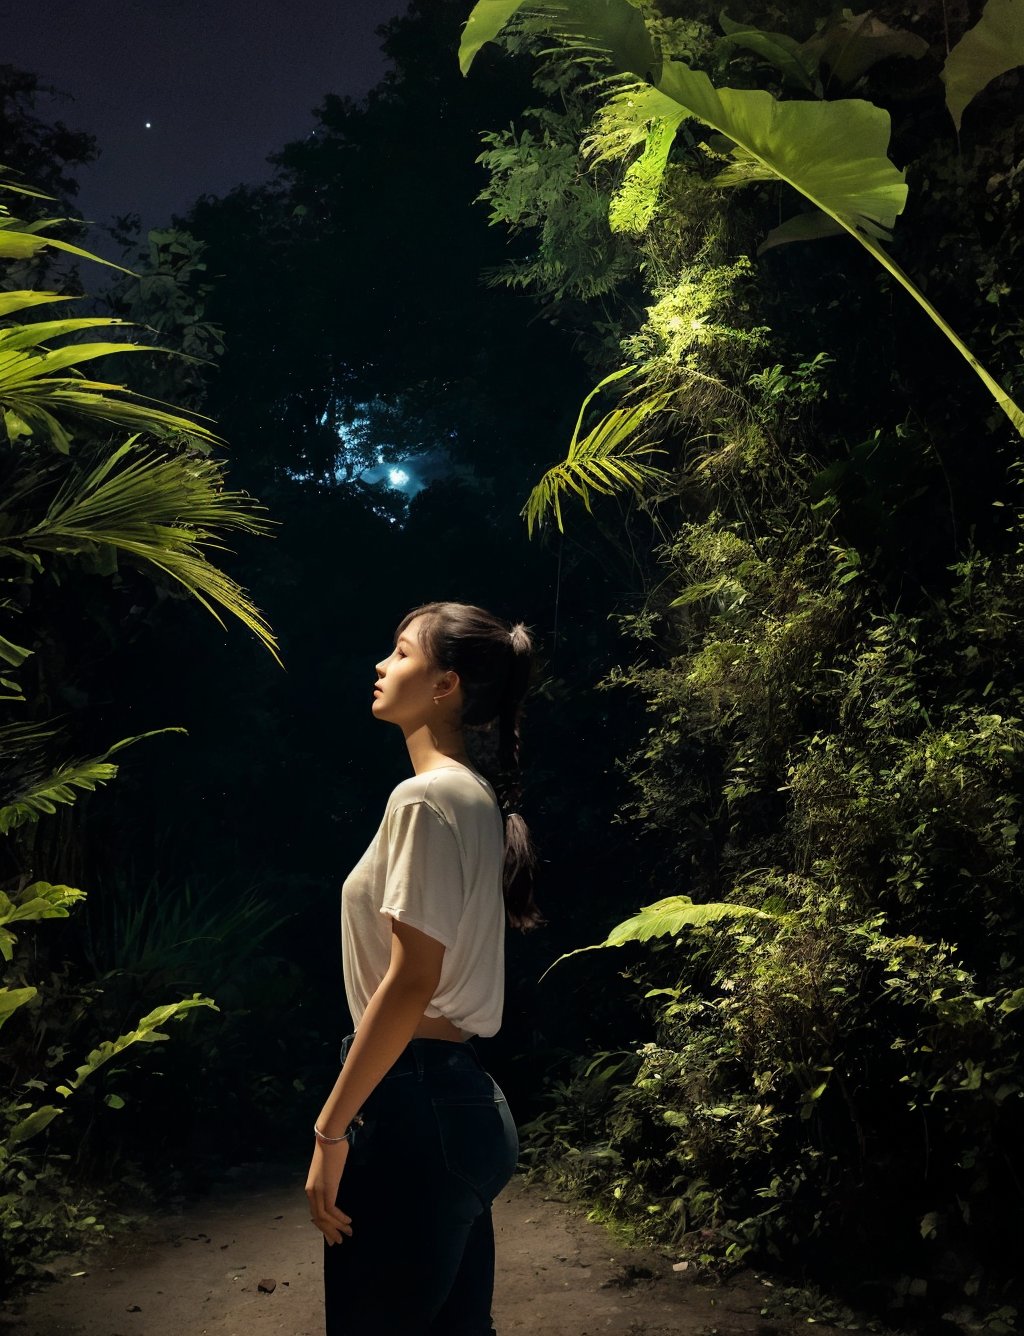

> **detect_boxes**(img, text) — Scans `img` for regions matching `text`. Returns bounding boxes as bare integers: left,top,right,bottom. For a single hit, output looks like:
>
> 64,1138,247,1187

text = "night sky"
3,0,408,235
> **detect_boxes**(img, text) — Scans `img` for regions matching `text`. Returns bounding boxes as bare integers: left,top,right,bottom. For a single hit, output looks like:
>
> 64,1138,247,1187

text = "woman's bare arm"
315,918,446,1137
305,919,447,1243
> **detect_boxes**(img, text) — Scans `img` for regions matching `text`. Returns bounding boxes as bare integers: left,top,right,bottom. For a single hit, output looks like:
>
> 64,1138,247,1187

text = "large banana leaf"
607,68,908,240
642,62,1022,435
942,0,1024,131
461,0,1024,438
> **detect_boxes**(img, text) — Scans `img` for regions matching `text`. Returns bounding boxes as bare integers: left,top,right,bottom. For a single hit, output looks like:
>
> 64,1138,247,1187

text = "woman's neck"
403,722,470,776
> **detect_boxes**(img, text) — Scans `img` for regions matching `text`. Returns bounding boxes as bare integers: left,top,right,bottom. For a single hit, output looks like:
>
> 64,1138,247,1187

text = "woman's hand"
305,1140,353,1246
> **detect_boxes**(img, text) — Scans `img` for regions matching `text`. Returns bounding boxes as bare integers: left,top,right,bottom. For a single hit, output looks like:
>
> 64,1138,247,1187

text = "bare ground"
0,1167,845,1336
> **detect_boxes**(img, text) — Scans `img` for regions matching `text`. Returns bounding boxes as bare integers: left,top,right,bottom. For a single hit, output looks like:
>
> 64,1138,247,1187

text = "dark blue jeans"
323,1035,519,1335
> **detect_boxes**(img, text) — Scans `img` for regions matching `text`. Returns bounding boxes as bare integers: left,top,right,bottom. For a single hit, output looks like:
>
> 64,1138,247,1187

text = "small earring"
433,695,442,705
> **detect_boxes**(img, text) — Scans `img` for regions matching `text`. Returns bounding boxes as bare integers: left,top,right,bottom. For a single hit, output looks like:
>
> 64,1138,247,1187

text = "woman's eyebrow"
396,635,413,649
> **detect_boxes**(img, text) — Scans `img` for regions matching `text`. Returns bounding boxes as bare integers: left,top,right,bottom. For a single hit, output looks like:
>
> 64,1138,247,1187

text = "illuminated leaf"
942,0,1024,131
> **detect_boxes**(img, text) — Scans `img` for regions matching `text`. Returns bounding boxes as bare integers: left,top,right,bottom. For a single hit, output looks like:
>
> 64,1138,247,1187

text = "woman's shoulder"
387,766,497,822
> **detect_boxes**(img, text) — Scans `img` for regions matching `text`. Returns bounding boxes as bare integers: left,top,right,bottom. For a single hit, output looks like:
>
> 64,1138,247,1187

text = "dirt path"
0,1166,842,1336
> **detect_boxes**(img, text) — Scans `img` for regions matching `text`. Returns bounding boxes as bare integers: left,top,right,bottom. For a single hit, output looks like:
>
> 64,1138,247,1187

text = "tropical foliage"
462,0,1024,1320
0,183,277,1281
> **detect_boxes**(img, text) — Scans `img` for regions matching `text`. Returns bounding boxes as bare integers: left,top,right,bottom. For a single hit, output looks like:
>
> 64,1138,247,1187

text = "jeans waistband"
339,1032,482,1078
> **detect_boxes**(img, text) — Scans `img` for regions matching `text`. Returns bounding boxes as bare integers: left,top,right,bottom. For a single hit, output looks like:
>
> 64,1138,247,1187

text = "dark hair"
396,601,542,931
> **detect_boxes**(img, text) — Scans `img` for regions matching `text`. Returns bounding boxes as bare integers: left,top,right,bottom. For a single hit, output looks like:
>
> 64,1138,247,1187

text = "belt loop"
413,1040,425,1081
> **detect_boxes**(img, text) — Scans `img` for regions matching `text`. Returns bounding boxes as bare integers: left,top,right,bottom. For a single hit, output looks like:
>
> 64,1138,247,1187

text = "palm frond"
523,371,672,535
0,314,217,454
3,381,220,454
0,173,130,272
0,290,77,319
0,728,186,835
6,442,279,661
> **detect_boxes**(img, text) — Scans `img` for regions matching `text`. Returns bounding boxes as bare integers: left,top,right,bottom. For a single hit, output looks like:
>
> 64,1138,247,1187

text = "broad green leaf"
460,0,655,78
942,0,1024,131
759,211,845,252
0,632,32,669
600,65,1023,435
540,895,775,978
0,882,84,931
6,1105,61,1146
718,11,819,92
0,986,37,1032
804,9,928,86
651,62,909,239
460,0,529,73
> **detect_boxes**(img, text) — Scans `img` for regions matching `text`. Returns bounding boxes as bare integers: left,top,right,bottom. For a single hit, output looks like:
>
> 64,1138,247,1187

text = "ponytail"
396,603,544,931
496,623,542,931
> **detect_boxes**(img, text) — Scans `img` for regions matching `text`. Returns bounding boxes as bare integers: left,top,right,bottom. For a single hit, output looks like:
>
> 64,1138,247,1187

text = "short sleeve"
379,800,464,948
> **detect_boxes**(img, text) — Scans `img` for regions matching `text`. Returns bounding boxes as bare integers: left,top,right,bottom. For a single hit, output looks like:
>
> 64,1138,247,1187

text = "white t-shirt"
340,764,506,1038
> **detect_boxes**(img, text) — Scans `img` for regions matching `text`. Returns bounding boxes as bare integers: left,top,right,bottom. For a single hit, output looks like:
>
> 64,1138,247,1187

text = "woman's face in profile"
372,616,437,726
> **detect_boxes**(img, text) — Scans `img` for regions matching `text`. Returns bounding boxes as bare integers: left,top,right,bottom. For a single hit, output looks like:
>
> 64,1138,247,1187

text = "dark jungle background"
2,2,1022,1331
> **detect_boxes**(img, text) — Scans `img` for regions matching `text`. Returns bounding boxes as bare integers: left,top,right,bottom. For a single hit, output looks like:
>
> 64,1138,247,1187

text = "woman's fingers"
305,1185,353,1245
316,1207,352,1245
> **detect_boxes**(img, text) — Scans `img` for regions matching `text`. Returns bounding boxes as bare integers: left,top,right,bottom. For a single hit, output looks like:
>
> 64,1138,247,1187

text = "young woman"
305,601,540,1336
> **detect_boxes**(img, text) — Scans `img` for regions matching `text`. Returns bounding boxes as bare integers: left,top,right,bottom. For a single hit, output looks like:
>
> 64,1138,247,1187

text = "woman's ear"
435,670,460,701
